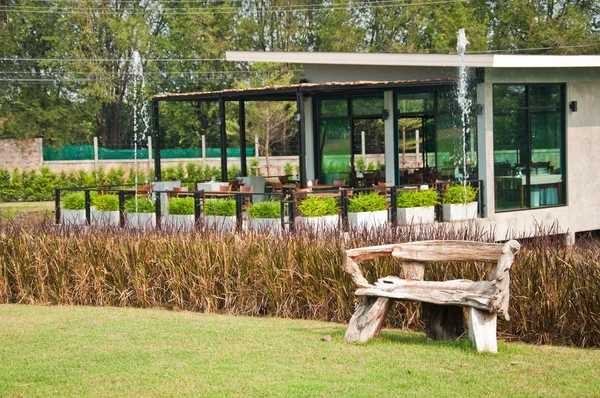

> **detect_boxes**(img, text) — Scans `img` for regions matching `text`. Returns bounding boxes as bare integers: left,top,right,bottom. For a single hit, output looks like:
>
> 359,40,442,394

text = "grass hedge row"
0,220,598,348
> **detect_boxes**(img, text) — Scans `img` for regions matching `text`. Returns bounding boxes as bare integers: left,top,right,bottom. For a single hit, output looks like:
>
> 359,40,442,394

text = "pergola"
151,78,454,188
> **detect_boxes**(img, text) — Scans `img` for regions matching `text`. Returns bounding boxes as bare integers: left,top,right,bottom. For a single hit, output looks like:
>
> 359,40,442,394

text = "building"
152,51,600,240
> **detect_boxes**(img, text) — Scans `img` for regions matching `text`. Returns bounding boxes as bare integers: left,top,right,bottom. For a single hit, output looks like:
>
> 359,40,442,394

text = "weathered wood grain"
468,307,498,353
344,297,392,343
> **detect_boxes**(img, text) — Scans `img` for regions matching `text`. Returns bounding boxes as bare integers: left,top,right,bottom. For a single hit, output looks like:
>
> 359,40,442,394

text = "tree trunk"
422,302,467,340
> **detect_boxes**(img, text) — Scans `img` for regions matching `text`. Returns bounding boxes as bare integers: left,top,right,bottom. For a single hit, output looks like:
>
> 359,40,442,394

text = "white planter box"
62,209,87,225
443,202,478,222
397,206,435,224
296,215,339,231
163,214,195,231
249,217,283,232
91,208,120,227
126,212,156,230
203,215,236,232
348,209,388,230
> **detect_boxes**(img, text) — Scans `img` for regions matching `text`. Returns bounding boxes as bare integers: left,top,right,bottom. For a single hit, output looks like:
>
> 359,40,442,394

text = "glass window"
319,99,348,117
351,96,383,116
318,119,352,184
492,84,565,212
397,91,434,113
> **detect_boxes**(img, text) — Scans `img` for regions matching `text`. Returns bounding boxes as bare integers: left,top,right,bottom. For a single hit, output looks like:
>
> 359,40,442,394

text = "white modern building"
153,51,600,240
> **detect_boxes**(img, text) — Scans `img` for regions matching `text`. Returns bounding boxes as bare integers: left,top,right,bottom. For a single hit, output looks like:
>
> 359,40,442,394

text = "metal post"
119,190,125,228
297,88,307,188
288,192,295,233
390,186,397,225
155,189,161,230
361,130,366,156
341,189,348,231
85,190,91,225
218,96,228,182
202,135,206,165
194,191,202,228
279,193,285,231
415,129,420,167
235,192,242,232
55,189,61,224
152,99,161,182
239,101,247,177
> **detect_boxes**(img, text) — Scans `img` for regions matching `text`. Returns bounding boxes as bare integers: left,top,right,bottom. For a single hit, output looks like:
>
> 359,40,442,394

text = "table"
497,174,562,207
311,184,335,190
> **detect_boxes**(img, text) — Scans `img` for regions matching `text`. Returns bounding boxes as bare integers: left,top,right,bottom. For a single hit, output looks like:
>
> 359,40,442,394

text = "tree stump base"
422,303,467,340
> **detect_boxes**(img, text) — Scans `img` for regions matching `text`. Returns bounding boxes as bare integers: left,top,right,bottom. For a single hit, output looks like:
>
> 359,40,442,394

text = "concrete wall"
0,138,42,170
304,64,464,83
483,68,600,238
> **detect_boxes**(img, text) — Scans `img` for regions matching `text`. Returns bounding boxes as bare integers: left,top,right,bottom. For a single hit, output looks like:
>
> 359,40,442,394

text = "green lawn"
0,201,54,220
1,305,598,397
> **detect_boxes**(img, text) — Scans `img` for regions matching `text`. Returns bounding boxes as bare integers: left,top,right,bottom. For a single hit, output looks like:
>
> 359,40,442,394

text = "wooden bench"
343,240,521,353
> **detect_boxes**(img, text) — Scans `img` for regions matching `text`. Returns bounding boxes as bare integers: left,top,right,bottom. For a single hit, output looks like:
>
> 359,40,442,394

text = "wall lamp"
293,112,301,122
382,109,389,120
216,117,223,125
569,101,578,112
475,104,483,115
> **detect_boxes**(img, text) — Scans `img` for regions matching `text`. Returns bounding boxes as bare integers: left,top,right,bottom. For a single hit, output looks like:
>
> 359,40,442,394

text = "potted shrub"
247,200,282,232
203,198,236,231
124,196,156,229
61,191,87,225
296,196,339,230
347,192,388,230
396,189,439,224
165,196,195,231
442,185,479,221
91,194,120,227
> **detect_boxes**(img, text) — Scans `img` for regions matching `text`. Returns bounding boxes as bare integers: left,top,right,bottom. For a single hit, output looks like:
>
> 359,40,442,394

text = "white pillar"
254,136,259,158
384,91,395,184
201,135,206,164
93,136,99,173
303,97,315,180
415,129,420,167
477,82,494,218
361,130,366,156
38,137,43,166
147,135,152,171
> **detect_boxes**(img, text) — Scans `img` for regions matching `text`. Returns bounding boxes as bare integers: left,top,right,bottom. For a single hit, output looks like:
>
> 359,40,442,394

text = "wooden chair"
228,180,241,192
271,181,283,193
363,172,375,187
435,179,451,194
374,181,392,195
169,186,189,198
411,171,424,185
279,176,289,184
333,179,346,187
240,185,253,210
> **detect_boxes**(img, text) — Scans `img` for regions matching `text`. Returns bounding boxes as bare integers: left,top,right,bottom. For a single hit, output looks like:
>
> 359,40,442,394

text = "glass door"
318,119,352,185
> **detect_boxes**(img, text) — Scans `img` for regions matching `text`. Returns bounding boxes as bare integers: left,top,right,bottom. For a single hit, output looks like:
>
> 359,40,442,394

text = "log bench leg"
468,307,498,353
344,297,392,343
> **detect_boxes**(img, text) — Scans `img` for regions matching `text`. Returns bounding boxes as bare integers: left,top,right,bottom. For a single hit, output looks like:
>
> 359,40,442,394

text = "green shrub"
249,159,262,176
283,162,294,176
92,194,119,211
355,156,366,171
124,196,155,213
168,197,195,215
397,189,440,208
443,185,478,205
248,200,280,219
62,191,86,210
298,197,338,217
227,165,241,180
204,198,236,216
348,192,388,213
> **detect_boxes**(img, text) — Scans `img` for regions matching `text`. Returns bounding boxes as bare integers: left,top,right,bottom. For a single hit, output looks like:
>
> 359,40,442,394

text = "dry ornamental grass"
0,219,598,348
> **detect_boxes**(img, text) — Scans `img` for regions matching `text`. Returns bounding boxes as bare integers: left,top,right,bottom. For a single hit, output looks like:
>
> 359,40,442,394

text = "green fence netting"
43,146,255,161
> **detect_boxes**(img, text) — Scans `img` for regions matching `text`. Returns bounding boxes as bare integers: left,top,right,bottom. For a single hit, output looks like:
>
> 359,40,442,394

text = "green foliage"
355,156,366,171
62,191,86,210
105,168,126,187
168,197,195,215
249,159,262,176
247,200,280,219
297,197,338,217
227,166,241,180
443,185,478,205
283,162,294,176
348,192,388,213
92,194,119,212
124,196,155,213
397,189,440,208
204,198,236,217
366,161,375,171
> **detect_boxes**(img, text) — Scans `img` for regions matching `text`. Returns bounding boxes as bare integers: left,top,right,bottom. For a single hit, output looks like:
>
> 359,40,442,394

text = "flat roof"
226,51,600,68
153,78,453,101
